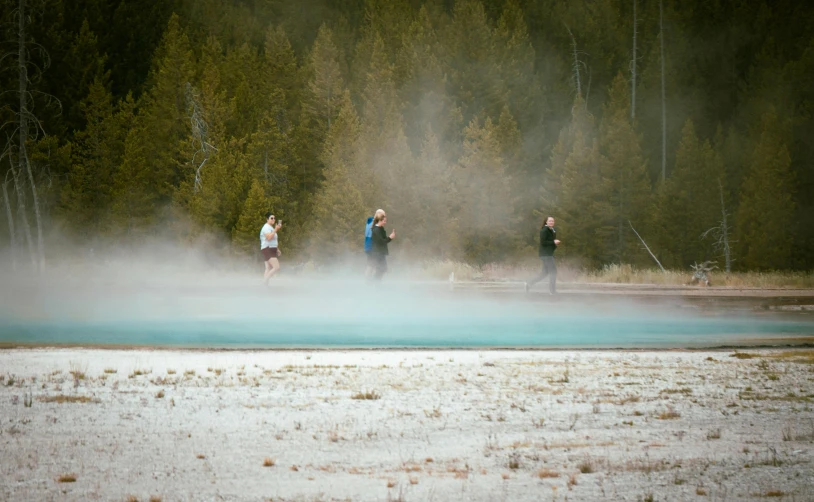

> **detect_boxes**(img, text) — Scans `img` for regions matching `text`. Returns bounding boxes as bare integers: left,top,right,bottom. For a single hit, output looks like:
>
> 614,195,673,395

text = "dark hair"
265,212,274,220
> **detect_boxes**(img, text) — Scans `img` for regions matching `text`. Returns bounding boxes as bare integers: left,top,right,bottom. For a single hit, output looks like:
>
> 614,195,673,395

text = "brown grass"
196,454,205,459
125,496,138,502
731,352,757,359
537,468,559,478
386,480,396,488
263,457,275,467
657,408,681,420
155,390,165,398
351,390,381,400
409,476,419,485
763,490,785,497
103,368,117,374
149,497,162,502
768,350,814,364
40,395,96,404
57,473,76,483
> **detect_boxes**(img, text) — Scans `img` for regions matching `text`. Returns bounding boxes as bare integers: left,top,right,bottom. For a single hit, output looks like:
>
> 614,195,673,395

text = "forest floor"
2,348,813,501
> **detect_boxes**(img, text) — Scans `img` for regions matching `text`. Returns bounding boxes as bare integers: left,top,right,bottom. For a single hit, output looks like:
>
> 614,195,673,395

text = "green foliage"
232,179,274,257
654,119,725,267
2,0,812,272
736,108,796,270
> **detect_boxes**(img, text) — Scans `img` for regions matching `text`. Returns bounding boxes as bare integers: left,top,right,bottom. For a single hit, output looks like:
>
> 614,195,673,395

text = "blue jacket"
364,217,374,252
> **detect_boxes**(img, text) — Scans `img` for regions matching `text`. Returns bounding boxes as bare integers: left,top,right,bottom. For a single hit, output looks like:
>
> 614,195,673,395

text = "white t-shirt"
260,223,278,249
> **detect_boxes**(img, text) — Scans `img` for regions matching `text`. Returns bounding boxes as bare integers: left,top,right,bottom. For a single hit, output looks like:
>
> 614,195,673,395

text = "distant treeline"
0,0,811,271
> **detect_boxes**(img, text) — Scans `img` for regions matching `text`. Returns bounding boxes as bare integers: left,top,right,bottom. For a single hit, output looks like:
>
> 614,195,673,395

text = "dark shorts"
262,247,279,260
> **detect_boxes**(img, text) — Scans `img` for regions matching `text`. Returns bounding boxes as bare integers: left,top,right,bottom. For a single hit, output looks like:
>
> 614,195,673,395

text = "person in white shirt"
260,212,282,285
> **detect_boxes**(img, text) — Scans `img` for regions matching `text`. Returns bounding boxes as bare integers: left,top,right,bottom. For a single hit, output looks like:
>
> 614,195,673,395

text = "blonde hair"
373,209,386,225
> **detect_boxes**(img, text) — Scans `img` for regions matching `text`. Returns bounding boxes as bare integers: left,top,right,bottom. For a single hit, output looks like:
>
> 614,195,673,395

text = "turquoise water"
1,281,811,348
0,315,811,348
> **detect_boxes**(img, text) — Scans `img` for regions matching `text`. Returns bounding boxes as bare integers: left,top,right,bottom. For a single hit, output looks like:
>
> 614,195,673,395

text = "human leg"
543,256,557,293
527,258,549,290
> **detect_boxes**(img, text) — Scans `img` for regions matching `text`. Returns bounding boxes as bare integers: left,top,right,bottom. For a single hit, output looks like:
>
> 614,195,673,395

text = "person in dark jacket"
370,210,396,281
364,209,385,278
526,216,561,294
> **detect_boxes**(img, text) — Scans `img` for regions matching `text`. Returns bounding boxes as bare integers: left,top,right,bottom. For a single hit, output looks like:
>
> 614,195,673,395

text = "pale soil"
1,348,813,502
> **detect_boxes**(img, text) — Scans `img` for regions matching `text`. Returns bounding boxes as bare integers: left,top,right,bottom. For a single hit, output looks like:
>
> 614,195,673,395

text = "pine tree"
453,116,515,263
135,14,195,202
595,73,652,264
61,75,120,237
654,119,724,267
736,108,796,270
549,97,603,265
304,24,345,132
232,179,274,257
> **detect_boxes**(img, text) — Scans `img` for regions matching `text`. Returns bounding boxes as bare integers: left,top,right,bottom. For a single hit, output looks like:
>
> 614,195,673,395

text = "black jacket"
370,225,392,256
538,225,557,257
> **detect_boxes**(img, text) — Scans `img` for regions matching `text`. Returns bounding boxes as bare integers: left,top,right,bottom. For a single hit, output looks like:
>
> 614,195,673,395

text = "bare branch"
629,220,665,272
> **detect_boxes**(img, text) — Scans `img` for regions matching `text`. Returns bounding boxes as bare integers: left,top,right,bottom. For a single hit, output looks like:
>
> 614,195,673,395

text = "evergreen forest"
1,0,812,272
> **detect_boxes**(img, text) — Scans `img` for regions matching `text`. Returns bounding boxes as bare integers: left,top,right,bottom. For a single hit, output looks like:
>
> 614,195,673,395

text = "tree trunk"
18,0,45,271
719,179,731,273
566,25,582,98
2,175,18,270
631,0,637,120
659,0,667,184
9,155,36,269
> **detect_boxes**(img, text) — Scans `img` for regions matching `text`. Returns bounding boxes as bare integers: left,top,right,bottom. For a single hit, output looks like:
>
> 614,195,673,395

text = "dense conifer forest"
1,0,812,271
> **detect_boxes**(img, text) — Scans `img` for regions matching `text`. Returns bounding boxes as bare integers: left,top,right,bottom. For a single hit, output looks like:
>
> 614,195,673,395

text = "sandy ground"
2,348,813,502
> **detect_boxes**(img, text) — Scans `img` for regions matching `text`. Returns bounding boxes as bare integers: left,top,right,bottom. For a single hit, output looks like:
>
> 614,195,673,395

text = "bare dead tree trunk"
565,25,582,98
659,0,667,184
631,0,637,120
18,0,45,271
629,220,665,272
185,83,215,193
8,151,35,268
2,171,18,270
718,179,732,273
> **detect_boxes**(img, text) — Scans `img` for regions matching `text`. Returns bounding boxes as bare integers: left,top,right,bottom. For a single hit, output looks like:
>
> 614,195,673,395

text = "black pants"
372,255,387,281
529,256,557,293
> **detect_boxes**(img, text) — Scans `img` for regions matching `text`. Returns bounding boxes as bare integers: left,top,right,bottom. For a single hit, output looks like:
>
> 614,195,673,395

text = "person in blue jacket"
365,209,385,278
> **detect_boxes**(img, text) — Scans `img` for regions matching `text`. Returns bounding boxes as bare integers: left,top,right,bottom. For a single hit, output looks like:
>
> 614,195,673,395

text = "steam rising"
1,245,810,348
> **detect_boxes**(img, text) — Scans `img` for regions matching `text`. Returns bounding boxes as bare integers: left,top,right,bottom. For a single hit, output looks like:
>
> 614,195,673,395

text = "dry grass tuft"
41,395,95,404
657,408,681,420
290,465,299,471
57,473,76,483
149,497,162,502
696,487,707,496
196,454,205,459
731,352,757,359
537,468,559,478
409,476,419,485
166,369,176,375
125,496,138,502
103,368,117,374
763,490,786,497
351,390,381,400
578,459,595,474
386,480,396,488
155,389,165,399
263,457,275,467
